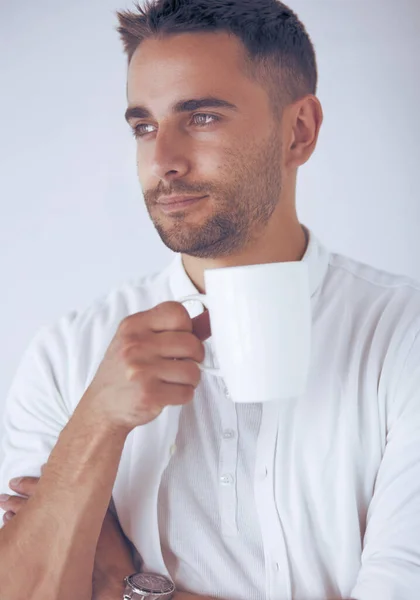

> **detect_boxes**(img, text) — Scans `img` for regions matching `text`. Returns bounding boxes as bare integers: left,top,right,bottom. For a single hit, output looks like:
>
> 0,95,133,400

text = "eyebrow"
124,96,239,124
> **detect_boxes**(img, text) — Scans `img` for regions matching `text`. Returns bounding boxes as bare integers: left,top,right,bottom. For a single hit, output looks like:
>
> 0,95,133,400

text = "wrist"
76,391,133,439
92,571,126,600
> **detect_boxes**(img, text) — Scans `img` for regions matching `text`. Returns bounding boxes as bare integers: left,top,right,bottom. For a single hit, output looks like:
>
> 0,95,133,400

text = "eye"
131,113,221,139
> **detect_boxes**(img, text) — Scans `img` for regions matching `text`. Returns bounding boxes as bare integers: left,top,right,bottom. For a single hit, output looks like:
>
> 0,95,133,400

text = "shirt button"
170,444,177,456
275,562,280,571
223,429,236,440
220,474,234,486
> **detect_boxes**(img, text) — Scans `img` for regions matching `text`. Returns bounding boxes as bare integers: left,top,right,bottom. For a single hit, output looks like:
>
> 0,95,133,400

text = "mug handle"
177,294,222,377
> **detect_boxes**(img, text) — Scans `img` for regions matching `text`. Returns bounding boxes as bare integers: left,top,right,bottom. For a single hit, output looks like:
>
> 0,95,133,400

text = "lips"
158,195,206,205
158,195,208,214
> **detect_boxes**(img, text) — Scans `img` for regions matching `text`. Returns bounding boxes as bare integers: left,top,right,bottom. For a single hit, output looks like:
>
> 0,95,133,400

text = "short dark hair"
115,0,318,121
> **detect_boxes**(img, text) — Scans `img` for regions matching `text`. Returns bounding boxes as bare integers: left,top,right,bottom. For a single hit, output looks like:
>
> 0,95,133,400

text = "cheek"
136,157,147,182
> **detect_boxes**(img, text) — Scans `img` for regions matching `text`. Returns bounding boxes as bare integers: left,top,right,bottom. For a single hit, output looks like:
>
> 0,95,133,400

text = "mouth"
157,195,208,214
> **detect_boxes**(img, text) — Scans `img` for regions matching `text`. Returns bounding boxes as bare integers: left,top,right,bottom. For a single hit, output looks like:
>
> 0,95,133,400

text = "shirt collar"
167,225,330,316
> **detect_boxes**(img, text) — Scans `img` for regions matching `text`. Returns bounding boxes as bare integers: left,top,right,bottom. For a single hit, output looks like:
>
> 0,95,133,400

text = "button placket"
255,402,292,600
218,381,239,537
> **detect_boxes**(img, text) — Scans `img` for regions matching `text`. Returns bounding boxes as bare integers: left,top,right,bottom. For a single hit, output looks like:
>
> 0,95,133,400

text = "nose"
149,126,192,181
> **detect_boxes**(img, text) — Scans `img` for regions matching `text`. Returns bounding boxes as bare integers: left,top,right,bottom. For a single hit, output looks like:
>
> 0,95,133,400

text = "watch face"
129,573,175,594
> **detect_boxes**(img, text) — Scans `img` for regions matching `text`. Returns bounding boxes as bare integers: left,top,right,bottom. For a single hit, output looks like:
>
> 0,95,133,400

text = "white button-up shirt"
1,227,420,599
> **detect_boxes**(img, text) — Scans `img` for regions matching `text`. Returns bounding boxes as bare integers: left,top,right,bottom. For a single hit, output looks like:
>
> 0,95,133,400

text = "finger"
0,495,28,514
3,511,15,525
121,302,193,337
192,310,211,342
9,476,40,496
154,331,205,363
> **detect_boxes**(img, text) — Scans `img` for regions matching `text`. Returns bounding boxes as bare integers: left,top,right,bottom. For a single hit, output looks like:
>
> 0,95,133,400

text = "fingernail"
4,512,13,521
0,494,10,502
9,477,22,487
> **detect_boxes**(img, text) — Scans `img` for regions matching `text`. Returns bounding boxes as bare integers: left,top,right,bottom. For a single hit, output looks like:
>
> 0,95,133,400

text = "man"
1,0,420,599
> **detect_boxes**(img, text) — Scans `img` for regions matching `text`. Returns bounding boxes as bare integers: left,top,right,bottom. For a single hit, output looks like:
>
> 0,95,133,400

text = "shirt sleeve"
0,318,75,527
350,327,420,599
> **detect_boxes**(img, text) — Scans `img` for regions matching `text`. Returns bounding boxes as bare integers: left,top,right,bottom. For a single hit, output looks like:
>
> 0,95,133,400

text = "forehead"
127,31,249,105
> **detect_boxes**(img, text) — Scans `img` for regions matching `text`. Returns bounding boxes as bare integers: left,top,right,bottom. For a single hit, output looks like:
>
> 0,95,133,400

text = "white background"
0,0,419,468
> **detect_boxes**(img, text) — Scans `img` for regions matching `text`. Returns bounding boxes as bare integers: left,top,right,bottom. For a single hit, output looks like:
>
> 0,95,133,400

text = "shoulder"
17,261,175,413
325,250,420,328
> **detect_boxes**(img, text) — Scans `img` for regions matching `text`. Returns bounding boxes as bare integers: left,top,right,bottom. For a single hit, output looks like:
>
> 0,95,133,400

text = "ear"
284,95,324,170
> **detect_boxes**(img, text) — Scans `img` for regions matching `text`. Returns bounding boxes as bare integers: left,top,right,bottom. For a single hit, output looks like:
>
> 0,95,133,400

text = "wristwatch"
123,572,175,599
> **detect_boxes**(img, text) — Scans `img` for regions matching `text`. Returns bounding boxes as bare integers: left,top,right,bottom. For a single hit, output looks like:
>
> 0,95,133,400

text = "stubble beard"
146,129,283,259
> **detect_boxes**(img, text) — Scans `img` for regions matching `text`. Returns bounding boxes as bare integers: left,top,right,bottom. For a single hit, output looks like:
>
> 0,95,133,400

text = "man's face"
126,31,284,259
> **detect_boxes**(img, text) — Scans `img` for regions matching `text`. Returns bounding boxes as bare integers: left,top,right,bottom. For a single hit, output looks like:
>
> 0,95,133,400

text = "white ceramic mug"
177,261,312,403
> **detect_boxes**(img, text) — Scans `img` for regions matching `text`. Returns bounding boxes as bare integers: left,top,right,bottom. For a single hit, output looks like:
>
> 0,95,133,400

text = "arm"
1,471,136,597
0,307,212,600
349,327,420,599
2,484,217,600
0,399,131,600
92,506,137,599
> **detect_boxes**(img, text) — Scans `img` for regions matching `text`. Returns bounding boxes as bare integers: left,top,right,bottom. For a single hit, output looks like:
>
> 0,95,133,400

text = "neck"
182,220,309,295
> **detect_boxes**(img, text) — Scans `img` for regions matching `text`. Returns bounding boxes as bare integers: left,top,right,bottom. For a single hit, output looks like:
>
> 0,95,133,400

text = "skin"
0,29,325,599
126,30,324,295
0,474,214,600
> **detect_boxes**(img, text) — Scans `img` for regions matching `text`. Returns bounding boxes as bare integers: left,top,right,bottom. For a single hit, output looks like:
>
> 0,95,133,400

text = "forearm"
0,397,130,600
92,508,136,599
